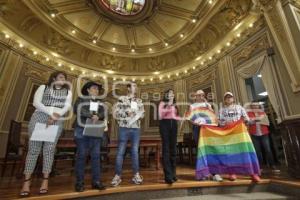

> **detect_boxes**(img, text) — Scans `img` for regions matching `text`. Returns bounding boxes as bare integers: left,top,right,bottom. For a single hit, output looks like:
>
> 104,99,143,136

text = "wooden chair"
178,133,197,165
0,120,25,177
100,132,110,167
52,129,76,176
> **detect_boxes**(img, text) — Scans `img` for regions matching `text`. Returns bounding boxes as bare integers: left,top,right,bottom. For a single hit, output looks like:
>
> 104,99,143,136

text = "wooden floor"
0,162,299,200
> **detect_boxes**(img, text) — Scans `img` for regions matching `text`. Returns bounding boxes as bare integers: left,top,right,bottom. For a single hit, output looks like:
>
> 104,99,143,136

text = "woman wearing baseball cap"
189,90,223,182
218,92,261,182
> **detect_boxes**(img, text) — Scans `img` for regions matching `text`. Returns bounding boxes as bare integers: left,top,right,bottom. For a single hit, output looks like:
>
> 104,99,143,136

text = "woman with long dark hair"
158,89,181,184
20,71,72,196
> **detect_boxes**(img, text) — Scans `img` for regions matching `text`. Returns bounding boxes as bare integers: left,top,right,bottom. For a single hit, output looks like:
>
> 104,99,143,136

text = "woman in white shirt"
218,92,260,182
190,90,223,182
189,90,213,144
20,71,72,197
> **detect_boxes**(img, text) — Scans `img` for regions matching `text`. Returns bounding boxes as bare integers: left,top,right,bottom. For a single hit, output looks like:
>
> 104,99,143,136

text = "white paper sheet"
128,111,144,126
131,101,138,110
89,101,99,112
30,123,59,142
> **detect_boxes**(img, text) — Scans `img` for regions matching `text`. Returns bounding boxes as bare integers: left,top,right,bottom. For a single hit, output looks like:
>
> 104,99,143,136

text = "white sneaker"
212,174,223,182
132,173,143,184
111,174,122,187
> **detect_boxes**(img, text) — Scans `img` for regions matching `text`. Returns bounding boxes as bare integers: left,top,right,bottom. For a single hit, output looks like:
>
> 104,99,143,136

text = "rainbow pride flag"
195,120,260,180
185,107,218,126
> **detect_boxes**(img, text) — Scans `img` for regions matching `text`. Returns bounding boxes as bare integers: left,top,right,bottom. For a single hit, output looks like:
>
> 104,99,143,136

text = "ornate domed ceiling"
0,0,260,79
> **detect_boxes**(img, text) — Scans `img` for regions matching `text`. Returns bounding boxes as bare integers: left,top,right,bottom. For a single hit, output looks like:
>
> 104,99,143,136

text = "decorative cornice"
23,0,226,58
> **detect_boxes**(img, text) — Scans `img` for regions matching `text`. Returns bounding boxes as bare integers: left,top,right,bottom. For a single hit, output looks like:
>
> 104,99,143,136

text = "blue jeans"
74,126,102,184
115,127,140,176
251,134,275,167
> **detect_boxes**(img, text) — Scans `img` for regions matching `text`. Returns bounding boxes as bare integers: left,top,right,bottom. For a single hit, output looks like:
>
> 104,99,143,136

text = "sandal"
39,177,49,195
19,178,31,197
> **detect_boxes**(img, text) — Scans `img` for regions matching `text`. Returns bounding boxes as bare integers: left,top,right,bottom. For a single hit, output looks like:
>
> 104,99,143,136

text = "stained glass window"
100,0,146,15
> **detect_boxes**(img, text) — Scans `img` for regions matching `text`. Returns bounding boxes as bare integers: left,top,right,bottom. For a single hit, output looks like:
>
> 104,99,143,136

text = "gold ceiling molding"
231,34,269,66
24,63,51,81
188,70,216,88
22,0,227,58
0,0,263,80
0,16,264,84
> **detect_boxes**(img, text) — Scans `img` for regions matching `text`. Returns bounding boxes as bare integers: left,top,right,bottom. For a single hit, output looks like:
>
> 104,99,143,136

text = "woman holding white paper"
20,71,72,197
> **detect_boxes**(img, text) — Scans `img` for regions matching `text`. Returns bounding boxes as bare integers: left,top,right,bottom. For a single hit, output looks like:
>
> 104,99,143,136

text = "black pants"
251,135,275,167
192,125,200,146
159,119,178,181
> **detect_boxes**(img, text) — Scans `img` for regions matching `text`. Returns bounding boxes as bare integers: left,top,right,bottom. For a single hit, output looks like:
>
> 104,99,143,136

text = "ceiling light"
209,56,212,60
180,34,184,38
141,79,145,82
150,78,153,81
58,63,62,67
209,0,213,4
112,47,116,51
201,61,204,65
176,73,179,76
123,78,126,81
50,13,56,18
192,66,196,70
46,57,49,61
52,52,58,57
192,19,196,23
184,70,188,73
159,76,162,80
217,49,221,53
19,43,24,48
82,71,86,74
71,30,76,34
5,34,10,38
149,48,152,51
92,39,97,44
249,23,253,28
71,67,74,71
257,74,262,78
258,91,268,96
132,78,136,81
93,74,97,77
164,43,168,47
113,77,116,81
167,75,170,78
103,76,107,79
196,56,201,61
33,51,37,55
226,42,231,46
107,70,114,74
237,33,241,37
131,48,135,52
